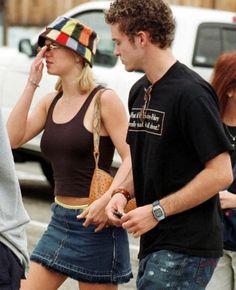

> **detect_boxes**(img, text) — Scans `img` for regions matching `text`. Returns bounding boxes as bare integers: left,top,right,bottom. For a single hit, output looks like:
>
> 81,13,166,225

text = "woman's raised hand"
28,46,47,87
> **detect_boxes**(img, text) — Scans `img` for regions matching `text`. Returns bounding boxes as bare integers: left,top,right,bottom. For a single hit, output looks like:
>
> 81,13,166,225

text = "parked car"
0,1,235,184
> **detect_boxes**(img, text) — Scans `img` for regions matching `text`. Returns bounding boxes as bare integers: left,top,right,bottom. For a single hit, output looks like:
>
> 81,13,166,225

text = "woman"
206,52,236,290
7,16,132,290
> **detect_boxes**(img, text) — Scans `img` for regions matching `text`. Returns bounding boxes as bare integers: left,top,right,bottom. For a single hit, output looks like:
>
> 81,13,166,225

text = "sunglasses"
37,43,62,52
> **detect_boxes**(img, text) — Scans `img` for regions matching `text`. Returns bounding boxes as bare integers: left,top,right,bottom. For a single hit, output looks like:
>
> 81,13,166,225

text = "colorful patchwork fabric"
38,16,98,67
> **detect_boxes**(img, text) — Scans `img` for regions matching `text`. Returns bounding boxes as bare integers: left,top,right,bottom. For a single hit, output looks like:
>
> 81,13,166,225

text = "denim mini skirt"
30,203,133,284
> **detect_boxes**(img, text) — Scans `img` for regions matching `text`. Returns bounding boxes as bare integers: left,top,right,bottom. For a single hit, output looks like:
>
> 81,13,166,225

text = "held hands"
106,195,158,238
105,193,128,227
219,190,236,209
28,46,47,88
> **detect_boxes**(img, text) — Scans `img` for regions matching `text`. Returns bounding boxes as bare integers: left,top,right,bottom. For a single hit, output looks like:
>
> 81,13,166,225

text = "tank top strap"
79,85,104,117
47,91,63,120
46,86,104,122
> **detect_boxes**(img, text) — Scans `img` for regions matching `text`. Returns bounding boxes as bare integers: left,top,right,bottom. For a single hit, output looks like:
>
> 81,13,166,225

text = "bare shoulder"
99,88,128,123
100,88,122,107
38,91,59,110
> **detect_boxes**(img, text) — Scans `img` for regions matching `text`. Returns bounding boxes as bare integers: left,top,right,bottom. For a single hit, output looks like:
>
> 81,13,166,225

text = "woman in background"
207,51,236,290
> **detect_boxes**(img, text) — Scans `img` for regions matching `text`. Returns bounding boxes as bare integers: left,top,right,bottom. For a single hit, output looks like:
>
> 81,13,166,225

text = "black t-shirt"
222,124,236,251
127,61,232,259
223,124,236,193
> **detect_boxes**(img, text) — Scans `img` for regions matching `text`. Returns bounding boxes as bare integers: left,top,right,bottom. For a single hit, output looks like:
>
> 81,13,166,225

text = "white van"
0,1,235,183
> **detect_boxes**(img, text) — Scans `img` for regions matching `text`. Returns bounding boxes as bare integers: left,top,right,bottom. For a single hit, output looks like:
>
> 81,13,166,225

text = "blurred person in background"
0,109,29,290
206,52,236,290
7,16,132,290
104,0,234,289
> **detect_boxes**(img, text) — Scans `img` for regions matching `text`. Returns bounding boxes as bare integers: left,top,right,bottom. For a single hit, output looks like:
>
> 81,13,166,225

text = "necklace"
224,124,236,147
140,85,153,123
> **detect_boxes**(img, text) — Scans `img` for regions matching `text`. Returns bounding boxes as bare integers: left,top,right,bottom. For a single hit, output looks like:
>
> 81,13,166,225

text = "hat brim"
38,29,94,67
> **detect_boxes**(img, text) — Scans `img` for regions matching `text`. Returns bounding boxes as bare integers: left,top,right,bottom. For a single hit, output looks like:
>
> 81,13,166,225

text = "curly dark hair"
104,0,176,48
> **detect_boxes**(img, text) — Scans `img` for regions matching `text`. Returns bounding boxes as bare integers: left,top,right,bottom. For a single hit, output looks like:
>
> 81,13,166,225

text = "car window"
192,23,236,67
72,10,117,68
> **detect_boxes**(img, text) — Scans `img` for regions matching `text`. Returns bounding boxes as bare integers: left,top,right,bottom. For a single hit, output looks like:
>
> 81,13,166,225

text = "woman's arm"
77,89,133,230
99,89,132,198
7,46,53,147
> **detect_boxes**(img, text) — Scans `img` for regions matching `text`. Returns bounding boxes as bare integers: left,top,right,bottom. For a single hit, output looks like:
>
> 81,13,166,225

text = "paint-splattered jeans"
136,250,219,290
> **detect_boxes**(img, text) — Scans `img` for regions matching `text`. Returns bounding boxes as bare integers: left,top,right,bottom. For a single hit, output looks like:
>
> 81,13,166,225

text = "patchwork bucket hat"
38,16,98,67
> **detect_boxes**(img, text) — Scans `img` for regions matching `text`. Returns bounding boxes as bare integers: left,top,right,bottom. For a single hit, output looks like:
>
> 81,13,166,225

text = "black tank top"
40,86,115,197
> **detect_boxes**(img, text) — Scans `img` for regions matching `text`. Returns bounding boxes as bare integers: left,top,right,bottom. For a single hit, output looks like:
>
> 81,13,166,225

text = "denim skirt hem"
30,203,133,284
31,255,132,284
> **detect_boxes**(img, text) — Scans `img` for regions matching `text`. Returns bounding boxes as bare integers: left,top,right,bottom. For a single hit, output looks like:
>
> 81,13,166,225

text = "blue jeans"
136,250,219,290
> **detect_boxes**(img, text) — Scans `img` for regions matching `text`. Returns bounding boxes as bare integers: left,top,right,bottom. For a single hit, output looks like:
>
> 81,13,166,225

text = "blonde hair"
55,64,96,94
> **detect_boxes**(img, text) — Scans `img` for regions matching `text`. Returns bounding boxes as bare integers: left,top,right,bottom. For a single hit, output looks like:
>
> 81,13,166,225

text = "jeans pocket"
194,257,219,287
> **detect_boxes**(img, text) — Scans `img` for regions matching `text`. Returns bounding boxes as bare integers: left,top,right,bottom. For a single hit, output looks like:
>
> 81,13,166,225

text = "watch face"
155,207,164,218
153,204,165,221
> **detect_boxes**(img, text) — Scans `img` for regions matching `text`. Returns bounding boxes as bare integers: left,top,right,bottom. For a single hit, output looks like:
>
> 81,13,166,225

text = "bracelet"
28,78,40,88
111,188,132,201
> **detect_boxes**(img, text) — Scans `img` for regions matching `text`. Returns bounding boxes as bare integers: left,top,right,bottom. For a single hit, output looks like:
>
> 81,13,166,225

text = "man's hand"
121,204,158,238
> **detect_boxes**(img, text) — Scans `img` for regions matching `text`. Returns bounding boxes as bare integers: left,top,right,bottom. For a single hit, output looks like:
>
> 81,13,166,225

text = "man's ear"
136,31,149,47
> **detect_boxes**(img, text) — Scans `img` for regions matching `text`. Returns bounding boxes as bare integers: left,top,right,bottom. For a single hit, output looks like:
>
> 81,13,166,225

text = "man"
105,0,233,289
0,109,29,289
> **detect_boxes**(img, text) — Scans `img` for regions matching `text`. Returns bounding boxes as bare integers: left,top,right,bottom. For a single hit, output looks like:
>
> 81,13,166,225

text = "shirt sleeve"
180,93,233,164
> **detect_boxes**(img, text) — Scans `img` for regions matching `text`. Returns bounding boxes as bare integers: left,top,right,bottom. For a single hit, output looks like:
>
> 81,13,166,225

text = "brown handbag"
88,88,136,212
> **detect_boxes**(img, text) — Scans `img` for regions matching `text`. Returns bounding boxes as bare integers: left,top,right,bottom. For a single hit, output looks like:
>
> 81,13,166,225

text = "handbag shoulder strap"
92,88,108,168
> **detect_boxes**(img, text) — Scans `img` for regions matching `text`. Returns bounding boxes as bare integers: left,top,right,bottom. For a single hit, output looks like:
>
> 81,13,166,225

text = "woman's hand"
77,195,110,232
219,190,236,209
105,193,128,227
28,46,47,87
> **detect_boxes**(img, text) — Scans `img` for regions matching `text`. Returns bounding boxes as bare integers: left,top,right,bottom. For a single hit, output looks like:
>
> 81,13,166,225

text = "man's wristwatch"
152,200,166,221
